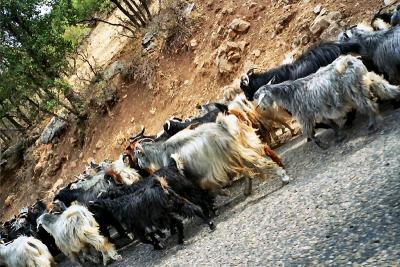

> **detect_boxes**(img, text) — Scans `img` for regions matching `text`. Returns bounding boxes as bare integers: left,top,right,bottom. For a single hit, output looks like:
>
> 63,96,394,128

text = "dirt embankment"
0,0,382,220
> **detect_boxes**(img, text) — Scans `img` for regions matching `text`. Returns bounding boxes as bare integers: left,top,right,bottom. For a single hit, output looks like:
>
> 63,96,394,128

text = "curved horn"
247,67,257,75
129,127,146,143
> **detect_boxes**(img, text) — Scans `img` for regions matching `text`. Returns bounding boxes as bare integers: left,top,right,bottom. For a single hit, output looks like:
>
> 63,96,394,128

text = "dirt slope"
0,0,382,220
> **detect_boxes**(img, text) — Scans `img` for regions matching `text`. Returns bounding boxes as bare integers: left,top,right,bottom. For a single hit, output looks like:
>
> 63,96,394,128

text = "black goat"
26,200,60,257
53,180,127,240
101,156,216,219
90,176,214,250
240,41,361,101
163,103,228,136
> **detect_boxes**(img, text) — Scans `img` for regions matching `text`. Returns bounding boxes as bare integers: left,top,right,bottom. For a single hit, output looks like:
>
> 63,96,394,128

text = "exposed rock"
103,60,128,80
252,49,261,57
40,117,67,144
229,18,251,33
310,16,330,35
215,40,247,74
79,152,84,159
70,137,77,145
313,5,322,14
190,39,198,48
34,161,46,177
310,10,343,37
95,140,103,149
4,194,16,208
50,178,64,194
70,160,77,168
150,108,156,115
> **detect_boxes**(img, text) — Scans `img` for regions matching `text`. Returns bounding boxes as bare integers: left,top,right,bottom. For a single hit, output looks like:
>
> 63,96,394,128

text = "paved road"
62,109,400,266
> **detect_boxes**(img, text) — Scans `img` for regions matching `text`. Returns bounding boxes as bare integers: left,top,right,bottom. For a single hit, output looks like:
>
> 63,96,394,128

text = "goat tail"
363,72,400,100
105,168,124,185
167,188,205,219
263,144,284,168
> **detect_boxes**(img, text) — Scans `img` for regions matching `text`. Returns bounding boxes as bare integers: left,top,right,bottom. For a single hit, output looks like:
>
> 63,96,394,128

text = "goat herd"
2,4,400,267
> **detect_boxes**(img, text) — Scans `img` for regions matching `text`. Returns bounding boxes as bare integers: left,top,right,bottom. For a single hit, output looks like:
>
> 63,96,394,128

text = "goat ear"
241,74,250,86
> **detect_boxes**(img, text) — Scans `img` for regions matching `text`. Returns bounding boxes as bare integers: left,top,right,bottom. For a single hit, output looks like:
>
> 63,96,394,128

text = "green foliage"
63,24,91,48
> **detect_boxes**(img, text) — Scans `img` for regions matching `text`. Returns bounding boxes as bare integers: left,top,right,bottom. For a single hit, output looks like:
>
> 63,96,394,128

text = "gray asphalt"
61,108,400,266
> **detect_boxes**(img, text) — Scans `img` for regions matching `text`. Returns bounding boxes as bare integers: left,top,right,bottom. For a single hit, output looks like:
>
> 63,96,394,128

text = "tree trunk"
25,97,67,122
139,0,152,20
79,18,136,34
128,0,148,22
4,114,25,131
123,0,147,26
15,106,32,127
110,0,141,28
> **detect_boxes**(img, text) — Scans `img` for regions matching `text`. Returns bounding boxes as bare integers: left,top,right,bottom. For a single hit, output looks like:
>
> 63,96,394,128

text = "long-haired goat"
228,94,294,147
90,176,212,250
100,155,216,220
339,25,400,84
371,3,400,30
134,113,290,196
0,236,55,267
240,41,361,101
255,55,400,149
37,203,121,266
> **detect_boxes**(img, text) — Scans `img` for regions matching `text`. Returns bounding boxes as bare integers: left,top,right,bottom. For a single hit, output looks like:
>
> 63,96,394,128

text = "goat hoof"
209,222,216,231
315,141,329,149
281,175,290,185
335,135,346,143
154,243,165,250
367,124,379,135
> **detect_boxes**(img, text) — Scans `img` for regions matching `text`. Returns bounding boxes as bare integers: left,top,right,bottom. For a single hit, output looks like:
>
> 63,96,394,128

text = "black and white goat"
90,176,212,250
339,25,400,84
255,55,400,148
0,236,55,267
163,103,228,137
37,203,121,266
240,41,361,101
134,113,290,196
371,4,400,30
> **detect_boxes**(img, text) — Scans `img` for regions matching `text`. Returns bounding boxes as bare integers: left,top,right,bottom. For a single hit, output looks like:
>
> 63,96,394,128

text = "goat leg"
326,119,345,143
344,109,357,128
171,215,185,245
243,176,253,196
263,144,283,167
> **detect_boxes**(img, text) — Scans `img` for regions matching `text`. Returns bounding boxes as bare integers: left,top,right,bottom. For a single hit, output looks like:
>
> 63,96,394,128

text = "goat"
338,25,400,85
254,55,400,149
26,200,60,257
37,203,121,266
371,3,400,30
391,5,400,27
134,113,290,196
0,236,55,267
228,94,294,146
90,176,213,250
163,104,228,137
101,155,216,219
53,182,127,241
240,41,361,101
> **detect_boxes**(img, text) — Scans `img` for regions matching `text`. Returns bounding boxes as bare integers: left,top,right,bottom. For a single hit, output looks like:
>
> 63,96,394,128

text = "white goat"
37,204,121,266
0,236,54,267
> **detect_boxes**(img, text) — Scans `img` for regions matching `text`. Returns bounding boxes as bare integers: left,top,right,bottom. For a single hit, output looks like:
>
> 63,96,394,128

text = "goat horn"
129,127,146,143
247,67,257,75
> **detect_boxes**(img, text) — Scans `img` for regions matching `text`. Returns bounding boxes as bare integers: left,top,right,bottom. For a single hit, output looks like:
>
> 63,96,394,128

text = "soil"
0,0,382,221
